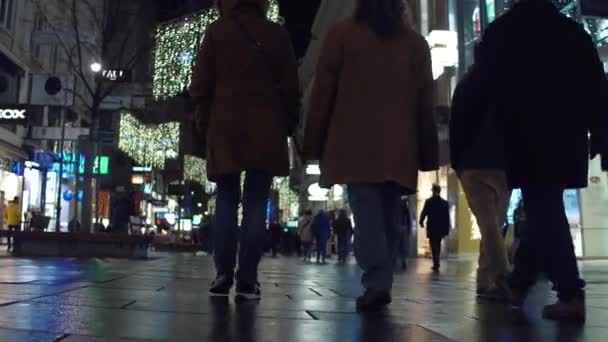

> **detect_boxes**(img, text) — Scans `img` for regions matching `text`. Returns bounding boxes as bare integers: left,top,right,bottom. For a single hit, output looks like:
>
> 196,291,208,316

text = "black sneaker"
209,275,233,297
356,289,392,312
235,282,261,302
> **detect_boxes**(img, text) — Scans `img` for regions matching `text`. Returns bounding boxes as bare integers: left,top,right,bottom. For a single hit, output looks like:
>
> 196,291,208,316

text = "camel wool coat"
190,0,299,181
304,18,439,191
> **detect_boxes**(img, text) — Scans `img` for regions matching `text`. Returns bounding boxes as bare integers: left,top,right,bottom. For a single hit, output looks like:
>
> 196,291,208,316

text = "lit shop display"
118,111,180,169
273,177,299,223
152,0,281,99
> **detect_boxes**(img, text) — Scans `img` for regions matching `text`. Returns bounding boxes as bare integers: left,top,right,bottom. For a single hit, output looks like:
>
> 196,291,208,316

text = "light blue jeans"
213,170,272,285
348,182,401,290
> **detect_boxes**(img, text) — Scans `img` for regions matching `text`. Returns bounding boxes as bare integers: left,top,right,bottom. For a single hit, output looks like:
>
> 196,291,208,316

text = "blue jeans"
213,170,272,285
347,182,401,290
315,236,327,262
396,231,409,264
338,235,350,261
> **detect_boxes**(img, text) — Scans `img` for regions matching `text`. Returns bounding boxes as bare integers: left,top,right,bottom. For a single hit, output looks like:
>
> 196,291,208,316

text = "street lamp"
90,62,102,73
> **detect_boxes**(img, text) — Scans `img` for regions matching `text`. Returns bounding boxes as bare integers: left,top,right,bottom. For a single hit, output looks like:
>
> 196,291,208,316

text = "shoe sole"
543,312,586,323
357,301,391,312
208,291,230,297
235,293,261,301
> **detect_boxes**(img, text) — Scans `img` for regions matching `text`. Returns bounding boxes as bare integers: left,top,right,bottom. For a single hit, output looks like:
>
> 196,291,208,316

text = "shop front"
0,158,23,227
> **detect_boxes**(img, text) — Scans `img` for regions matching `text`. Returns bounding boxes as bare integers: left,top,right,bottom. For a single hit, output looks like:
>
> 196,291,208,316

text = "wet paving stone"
0,253,602,340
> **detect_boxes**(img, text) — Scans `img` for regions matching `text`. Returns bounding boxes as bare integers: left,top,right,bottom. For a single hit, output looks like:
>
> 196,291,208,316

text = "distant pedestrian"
333,209,353,264
304,0,439,311
450,45,512,300
269,219,283,258
191,0,299,302
297,210,314,262
475,0,607,321
5,197,20,251
419,185,450,272
312,210,331,264
68,217,81,233
395,198,412,270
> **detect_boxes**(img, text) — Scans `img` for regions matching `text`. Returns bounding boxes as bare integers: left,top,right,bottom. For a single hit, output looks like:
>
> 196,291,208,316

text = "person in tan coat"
304,0,438,311
190,0,299,302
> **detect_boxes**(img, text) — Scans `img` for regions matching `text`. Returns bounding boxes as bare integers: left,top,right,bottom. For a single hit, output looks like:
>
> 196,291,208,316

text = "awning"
0,45,27,77
0,139,29,161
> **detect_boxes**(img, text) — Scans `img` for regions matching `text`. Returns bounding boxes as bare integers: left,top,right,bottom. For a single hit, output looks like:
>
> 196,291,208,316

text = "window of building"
0,0,15,31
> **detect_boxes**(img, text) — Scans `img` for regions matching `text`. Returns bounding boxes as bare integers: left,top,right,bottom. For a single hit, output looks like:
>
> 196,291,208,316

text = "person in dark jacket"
333,209,353,264
190,0,299,302
476,0,608,321
110,189,135,234
312,210,331,264
269,218,283,258
419,185,450,272
450,46,512,300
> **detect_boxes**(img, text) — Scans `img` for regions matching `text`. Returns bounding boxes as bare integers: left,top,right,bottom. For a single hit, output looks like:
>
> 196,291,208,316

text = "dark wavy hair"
355,0,406,38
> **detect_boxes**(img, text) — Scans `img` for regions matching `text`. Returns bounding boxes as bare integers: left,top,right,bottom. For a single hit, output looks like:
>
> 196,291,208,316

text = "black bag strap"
231,15,280,84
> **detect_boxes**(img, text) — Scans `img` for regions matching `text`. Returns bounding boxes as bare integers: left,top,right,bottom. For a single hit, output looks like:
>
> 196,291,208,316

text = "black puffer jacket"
476,0,608,189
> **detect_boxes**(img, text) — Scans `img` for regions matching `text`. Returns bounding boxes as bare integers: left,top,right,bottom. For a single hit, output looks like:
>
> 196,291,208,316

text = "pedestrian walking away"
475,0,608,321
449,45,512,300
419,185,450,272
312,210,331,264
333,209,353,264
297,210,314,262
304,0,439,312
269,218,283,258
5,197,20,251
190,0,299,302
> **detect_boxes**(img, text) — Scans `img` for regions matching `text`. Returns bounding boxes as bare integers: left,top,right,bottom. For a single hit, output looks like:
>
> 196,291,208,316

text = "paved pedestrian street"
0,253,605,341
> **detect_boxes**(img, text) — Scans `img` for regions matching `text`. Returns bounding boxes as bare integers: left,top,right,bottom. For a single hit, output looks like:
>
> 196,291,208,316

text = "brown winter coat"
190,0,299,181
304,18,439,191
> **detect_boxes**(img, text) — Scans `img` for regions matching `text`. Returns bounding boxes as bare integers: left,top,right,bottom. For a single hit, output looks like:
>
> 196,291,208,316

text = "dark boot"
356,289,392,312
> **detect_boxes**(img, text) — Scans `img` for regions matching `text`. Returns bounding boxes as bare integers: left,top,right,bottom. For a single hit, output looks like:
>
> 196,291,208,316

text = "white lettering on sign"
0,109,26,119
102,70,125,81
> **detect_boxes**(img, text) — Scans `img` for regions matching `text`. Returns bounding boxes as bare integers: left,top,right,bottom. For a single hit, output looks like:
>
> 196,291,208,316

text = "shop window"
0,0,15,32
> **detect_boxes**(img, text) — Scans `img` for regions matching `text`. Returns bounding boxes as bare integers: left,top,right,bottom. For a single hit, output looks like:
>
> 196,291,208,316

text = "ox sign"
0,105,29,124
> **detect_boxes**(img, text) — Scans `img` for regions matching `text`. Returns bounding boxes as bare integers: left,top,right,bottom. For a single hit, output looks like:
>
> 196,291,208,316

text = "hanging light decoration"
273,177,299,223
152,0,282,100
184,155,208,185
118,111,180,169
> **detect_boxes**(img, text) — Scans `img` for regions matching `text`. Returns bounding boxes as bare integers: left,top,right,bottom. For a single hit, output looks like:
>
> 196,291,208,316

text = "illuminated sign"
99,69,131,82
306,164,321,175
53,154,109,177
0,106,28,124
308,183,329,201
133,166,153,173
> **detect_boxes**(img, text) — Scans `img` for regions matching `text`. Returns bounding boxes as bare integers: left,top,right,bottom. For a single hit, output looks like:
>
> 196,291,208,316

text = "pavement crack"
309,288,323,297
53,333,71,342
121,300,137,309
305,311,319,320
156,286,166,291
327,289,345,297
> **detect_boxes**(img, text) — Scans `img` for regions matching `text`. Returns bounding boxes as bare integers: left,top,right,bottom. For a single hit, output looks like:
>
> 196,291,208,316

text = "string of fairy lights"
118,111,180,169
184,155,208,185
152,0,281,100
